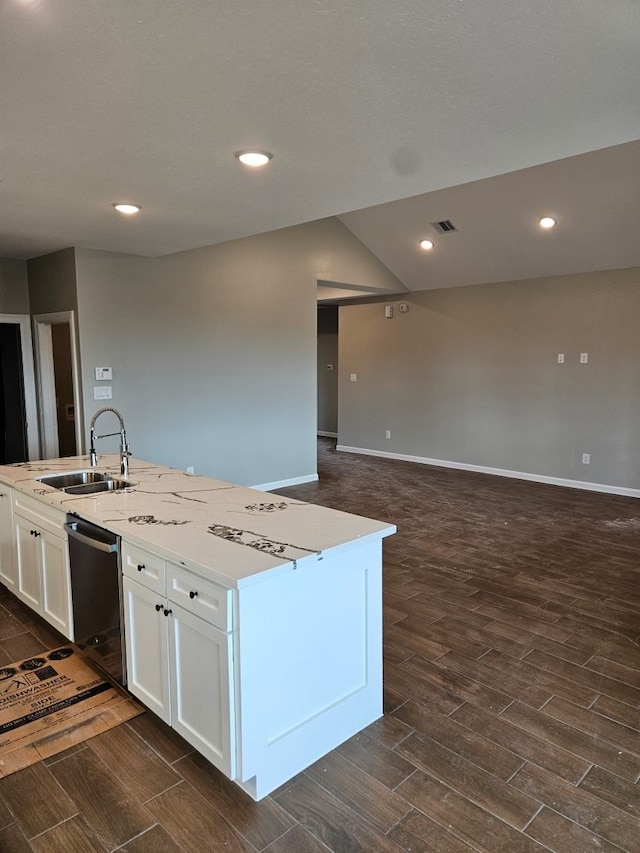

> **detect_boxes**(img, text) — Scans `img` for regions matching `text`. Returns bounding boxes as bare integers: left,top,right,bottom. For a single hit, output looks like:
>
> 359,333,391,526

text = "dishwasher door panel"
65,517,124,684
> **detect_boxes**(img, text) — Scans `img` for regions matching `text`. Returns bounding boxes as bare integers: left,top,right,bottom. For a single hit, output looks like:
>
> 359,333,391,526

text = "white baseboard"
317,431,338,438
336,445,640,498
252,473,319,492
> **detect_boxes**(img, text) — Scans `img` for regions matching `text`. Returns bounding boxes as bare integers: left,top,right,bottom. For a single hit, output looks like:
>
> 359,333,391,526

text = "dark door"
0,323,28,463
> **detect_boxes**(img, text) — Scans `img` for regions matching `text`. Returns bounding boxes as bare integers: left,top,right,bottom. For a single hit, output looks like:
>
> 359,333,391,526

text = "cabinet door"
122,577,170,722
14,513,42,611
168,602,235,778
40,530,73,639
0,490,16,592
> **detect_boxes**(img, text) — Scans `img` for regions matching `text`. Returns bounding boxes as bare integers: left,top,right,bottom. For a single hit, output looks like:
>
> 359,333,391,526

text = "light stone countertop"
0,455,395,589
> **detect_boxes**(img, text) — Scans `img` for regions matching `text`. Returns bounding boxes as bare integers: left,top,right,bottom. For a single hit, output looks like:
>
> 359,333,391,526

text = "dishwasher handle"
64,522,118,554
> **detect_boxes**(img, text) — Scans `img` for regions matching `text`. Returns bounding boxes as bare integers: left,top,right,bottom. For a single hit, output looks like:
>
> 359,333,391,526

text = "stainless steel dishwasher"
64,515,126,685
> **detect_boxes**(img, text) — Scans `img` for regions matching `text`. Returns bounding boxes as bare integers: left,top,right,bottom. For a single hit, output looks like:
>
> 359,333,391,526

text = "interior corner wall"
338,267,640,491
74,218,391,488
27,248,78,314
0,258,30,314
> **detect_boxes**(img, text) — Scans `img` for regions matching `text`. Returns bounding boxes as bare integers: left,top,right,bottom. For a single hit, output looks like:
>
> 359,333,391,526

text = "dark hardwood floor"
1,437,639,851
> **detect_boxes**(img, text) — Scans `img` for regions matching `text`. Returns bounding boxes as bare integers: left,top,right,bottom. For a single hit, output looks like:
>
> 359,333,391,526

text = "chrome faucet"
89,407,131,478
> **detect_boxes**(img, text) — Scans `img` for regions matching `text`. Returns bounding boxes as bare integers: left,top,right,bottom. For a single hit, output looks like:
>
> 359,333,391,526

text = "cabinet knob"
163,608,172,617
155,603,163,612
137,564,145,572
189,590,198,599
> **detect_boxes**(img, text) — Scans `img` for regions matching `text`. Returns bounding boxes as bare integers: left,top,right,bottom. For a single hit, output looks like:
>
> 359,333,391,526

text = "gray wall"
317,306,338,434
338,267,640,490
74,218,400,487
27,248,78,314
0,259,29,314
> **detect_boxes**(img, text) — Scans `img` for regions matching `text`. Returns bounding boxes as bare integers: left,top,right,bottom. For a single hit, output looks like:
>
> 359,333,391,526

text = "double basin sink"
37,470,133,495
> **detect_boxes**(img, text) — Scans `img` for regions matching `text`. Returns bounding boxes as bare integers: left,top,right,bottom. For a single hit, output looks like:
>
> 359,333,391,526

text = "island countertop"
0,455,395,589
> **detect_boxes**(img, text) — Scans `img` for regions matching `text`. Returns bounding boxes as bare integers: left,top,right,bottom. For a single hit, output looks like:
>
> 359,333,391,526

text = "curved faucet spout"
89,407,131,478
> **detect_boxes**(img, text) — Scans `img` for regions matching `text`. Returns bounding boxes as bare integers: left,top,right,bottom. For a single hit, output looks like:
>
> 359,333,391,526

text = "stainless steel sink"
64,478,132,495
37,471,133,494
37,471,109,489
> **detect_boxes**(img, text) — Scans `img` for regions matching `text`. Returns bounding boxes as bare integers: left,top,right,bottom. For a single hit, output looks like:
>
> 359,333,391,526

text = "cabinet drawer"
167,563,232,632
13,492,66,537
121,542,166,594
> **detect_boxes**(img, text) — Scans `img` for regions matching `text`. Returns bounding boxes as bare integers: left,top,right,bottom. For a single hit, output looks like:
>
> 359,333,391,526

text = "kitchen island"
0,455,395,800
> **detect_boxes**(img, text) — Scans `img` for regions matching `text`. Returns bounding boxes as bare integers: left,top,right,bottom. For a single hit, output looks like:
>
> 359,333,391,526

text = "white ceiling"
339,141,640,291
2,0,640,292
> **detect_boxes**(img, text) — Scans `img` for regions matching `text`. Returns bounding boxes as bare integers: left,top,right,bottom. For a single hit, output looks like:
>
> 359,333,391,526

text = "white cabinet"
0,487,17,592
12,493,73,638
121,542,235,778
169,601,234,775
122,576,170,720
14,512,41,610
121,537,383,802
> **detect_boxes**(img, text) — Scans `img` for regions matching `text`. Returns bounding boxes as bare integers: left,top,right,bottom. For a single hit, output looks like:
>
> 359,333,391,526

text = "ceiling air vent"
431,219,458,234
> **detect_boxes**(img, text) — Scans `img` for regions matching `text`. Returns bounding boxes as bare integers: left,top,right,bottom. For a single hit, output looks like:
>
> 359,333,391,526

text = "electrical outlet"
399,303,409,313
557,353,565,364
93,385,112,400
385,430,391,439
350,373,357,382
580,352,589,364
582,453,590,464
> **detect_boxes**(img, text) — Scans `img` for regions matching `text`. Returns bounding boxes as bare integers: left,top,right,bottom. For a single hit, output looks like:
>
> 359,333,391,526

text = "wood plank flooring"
1,437,639,851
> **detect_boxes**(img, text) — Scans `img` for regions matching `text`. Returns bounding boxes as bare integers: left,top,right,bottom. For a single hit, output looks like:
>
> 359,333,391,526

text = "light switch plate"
95,367,112,380
93,385,113,400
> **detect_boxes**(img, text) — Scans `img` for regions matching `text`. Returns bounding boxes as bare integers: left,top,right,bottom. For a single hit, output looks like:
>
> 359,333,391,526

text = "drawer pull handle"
137,564,145,572
163,608,172,617
155,604,163,612
189,590,198,599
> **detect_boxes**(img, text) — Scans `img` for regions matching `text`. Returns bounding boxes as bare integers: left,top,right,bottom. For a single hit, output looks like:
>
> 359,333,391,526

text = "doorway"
33,311,83,459
317,305,338,438
0,314,39,462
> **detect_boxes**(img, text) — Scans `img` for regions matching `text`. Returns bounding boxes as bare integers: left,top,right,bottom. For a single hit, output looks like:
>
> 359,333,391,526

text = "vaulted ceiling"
2,1,639,291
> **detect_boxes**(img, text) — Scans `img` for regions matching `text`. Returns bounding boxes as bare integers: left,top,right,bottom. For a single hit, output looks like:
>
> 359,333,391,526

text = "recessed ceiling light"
419,239,434,250
113,203,142,215
235,150,273,167
539,216,556,229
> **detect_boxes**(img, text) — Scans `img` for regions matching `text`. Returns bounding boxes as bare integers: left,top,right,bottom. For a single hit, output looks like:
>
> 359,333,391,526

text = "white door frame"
33,310,84,459
0,313,39,461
